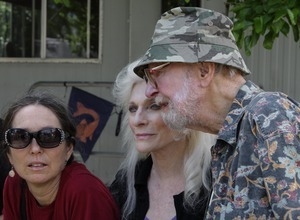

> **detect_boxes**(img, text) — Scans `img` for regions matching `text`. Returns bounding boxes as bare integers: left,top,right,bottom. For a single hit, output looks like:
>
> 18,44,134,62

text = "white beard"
159,76,199,131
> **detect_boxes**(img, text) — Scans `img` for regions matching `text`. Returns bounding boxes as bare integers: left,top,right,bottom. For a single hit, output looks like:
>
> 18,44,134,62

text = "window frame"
0,0,103,63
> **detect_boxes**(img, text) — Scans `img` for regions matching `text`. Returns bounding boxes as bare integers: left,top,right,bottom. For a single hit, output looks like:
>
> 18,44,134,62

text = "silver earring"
9,166,15,177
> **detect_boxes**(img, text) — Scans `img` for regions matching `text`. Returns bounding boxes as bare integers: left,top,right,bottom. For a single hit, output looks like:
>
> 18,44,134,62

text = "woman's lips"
135,133,154,140
28,162,47,170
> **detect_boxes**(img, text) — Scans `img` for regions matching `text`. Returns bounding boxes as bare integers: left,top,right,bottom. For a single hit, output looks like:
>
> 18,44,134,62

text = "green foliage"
47,0,99,57
227,0,300,55
54,0,71,8
0,3,11,43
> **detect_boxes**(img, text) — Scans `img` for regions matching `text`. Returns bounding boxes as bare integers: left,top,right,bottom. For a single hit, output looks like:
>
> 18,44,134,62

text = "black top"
109,156,209,220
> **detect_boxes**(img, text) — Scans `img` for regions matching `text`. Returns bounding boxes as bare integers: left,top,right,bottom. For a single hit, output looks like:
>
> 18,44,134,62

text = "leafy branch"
226,0,300,55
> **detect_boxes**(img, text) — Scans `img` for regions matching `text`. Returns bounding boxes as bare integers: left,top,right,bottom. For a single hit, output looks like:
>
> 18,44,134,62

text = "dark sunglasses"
5,128,71,149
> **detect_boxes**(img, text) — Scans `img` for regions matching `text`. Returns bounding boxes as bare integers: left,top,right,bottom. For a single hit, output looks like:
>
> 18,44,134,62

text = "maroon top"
3,161,119,220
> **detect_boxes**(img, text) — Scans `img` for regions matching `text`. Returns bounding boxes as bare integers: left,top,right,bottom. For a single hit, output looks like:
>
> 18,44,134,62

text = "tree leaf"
250,31,260,47
286,0,297,8
291,8,300,25
292,25,300,42
263,30,275,49
273,9,287,23
233,20,253,31
287,8,296,25
231,3,247,13
280,20,290,36
253,5,264,14
233,30,244,49
266,0,284,7
262,15,273,34
271,19,285,34
53,0,71,7
226,0,300,55
244,35,252,55
237,8,253,19
254,16,263,34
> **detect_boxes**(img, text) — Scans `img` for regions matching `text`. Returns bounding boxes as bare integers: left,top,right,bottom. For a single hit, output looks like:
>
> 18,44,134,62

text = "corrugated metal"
243,32,300,102
202,0,300,102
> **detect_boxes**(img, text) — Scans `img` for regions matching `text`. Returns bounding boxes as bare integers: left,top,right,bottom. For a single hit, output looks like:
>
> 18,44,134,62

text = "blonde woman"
110,59,216,220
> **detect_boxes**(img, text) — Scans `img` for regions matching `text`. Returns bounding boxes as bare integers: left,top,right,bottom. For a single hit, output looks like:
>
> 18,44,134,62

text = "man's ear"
197,62,215,87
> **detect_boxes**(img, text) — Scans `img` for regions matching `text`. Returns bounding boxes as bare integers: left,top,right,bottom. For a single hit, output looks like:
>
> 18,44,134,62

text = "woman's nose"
132,110,148,126
29,138,43,154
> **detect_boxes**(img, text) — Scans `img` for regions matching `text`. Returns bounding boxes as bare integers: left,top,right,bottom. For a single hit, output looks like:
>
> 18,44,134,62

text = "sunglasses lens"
6,129,31,149
144,70,155,87
36,128,62,148
143,74,148,83
5,128,66,149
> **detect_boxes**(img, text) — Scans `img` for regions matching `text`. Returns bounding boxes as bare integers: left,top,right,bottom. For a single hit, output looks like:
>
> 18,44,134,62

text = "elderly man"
134,7,300,219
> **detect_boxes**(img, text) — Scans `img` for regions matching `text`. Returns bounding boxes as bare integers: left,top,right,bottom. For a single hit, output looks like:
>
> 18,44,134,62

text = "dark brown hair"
2,90,76,164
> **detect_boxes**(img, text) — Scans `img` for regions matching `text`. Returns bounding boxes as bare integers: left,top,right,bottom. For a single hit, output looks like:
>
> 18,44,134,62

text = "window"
0,0,101,60
161,0,201,14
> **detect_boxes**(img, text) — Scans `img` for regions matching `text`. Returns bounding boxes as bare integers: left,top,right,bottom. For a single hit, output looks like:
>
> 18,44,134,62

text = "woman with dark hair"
2,91,119,220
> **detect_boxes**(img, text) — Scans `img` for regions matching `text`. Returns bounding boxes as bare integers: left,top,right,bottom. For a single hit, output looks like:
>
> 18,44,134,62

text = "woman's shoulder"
55,162,120,219
3,174,23,208
4,173,22,188
61,161,108,191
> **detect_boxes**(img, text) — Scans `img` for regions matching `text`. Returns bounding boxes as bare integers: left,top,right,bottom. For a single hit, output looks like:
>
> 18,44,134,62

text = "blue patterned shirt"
206,81,300,219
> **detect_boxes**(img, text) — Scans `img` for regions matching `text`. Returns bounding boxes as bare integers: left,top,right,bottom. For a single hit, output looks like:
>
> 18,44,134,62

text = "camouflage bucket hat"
134,7,251,77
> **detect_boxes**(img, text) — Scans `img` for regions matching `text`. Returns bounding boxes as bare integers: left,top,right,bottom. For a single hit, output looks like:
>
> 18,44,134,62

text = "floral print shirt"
206,80,300,219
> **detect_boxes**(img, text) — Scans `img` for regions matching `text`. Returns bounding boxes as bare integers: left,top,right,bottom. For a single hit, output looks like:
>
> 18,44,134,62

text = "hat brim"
134,43,251,77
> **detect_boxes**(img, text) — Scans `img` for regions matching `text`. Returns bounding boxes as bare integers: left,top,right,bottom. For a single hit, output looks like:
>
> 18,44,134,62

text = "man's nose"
145,83,159,98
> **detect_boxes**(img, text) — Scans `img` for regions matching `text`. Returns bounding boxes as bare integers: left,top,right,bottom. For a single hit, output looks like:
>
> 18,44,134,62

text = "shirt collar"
217,80,262,145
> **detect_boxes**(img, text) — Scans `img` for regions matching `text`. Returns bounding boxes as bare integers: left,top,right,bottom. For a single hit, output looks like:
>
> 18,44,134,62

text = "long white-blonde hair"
112,59,216,218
